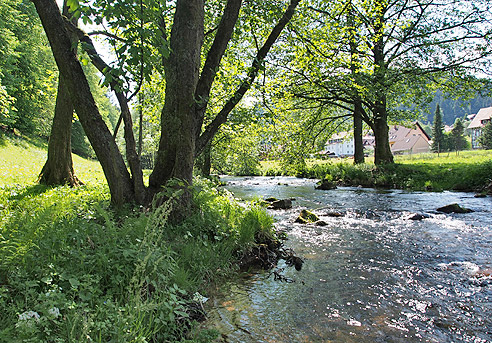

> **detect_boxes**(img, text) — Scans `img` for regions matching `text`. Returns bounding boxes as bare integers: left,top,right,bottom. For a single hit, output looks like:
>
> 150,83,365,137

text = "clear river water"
204,176,492,343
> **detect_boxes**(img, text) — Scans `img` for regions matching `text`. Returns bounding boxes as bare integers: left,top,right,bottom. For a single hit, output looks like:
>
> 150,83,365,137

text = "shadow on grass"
7,184,51,202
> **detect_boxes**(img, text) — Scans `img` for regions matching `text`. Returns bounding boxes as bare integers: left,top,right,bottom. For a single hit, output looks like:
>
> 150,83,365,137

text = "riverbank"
0,135,281,342
261,150,492,193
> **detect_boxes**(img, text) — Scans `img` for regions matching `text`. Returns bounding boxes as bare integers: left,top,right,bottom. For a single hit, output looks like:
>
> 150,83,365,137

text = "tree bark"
196,141,212,177
353,100,365,164
33,0,135,205
38,2,80,187
149,0,205,198
373,94,394,165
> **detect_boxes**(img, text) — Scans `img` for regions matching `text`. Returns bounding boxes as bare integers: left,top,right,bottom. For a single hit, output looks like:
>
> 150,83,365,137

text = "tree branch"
196,0,300,155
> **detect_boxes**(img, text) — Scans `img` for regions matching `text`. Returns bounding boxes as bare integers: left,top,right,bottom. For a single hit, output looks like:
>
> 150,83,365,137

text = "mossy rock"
295,209,319,224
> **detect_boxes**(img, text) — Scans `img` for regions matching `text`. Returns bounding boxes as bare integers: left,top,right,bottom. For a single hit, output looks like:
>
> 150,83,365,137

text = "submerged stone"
324,211,344,217
406,213,430,220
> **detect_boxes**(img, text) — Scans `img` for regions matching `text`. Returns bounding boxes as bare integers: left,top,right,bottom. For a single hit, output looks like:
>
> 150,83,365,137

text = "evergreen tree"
431,104,445,153
479,120,492,150
450,118,467,154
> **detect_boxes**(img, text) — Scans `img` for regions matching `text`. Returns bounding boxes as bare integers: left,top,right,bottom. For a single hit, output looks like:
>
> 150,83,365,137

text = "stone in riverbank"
436,203,474,214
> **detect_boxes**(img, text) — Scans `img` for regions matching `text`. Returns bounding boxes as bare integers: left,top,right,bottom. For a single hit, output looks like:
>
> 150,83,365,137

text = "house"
468,106,492,149
388,122,431,155
324,132,355,157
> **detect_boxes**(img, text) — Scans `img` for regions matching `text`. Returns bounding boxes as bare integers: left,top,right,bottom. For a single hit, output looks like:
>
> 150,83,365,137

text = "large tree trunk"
39,2,80,186
149,0,204,201
373,95,394,165
353,100,365,164
39,75,81,186
33,0,135,205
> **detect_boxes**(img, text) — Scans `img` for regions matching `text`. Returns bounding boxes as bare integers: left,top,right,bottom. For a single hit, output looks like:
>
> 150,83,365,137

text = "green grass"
260,150,492,192
0,133,277,342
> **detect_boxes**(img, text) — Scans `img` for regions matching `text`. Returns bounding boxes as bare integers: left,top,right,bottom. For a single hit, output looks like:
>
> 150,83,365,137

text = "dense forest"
423,92,492,125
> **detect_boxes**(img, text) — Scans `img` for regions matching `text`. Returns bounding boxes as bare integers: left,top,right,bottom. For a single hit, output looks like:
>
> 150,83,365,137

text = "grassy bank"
0,134,276,342
261,150,492,192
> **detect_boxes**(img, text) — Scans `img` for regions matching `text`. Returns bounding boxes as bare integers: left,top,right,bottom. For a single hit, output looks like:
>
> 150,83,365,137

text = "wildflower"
48,307,60,318
18,311,40,321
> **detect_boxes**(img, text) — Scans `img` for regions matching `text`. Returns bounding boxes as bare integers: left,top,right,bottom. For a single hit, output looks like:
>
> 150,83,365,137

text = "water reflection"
205,177,492,342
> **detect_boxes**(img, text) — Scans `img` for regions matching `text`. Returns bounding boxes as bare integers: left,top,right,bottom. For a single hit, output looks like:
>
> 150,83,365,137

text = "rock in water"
315,179,337,190
406,213,430,220
436,203,473,214
295,209,319,224
268,199,292,210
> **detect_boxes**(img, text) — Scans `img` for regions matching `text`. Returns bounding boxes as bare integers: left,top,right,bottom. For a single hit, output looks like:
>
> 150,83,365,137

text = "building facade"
468,106,492,149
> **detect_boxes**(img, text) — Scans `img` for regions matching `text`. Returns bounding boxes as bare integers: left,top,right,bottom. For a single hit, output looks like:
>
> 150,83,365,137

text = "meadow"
0,134,275,342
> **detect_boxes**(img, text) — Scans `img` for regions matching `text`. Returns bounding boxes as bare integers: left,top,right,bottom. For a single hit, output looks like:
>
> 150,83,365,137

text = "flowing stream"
204,176,492,343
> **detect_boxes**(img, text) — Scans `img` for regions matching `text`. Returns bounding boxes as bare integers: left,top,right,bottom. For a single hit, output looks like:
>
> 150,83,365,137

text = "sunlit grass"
0,135,105,187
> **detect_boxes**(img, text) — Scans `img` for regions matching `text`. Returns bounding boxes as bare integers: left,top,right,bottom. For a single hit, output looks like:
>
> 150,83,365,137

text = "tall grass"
0,134,277,342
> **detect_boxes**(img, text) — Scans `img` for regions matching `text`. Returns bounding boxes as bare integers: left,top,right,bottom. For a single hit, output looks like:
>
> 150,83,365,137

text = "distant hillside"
423,92,492,125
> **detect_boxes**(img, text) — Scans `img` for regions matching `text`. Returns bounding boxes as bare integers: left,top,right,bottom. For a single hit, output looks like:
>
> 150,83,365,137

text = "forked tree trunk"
39,2,80,186
33,0,135,205
149,0,205,200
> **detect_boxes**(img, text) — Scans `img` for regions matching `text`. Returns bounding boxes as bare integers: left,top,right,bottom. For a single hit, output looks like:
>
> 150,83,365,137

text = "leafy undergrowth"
0,134,278,342
261,150,492,192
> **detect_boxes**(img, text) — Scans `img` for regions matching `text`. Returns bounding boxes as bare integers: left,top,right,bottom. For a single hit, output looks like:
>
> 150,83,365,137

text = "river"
204,176,492,343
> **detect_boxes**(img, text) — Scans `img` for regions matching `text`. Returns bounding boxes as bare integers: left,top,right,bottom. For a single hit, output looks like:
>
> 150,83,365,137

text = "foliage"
210,106,269,176
479,120,492,150
0,136,277,342
268,0,492,164
0,0,58,137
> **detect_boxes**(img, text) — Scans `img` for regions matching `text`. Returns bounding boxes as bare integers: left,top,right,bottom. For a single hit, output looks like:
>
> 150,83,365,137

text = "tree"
33,0,300,207
450,118,467,154
431,104,445,153
273,0,492,165
479,121,492,150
